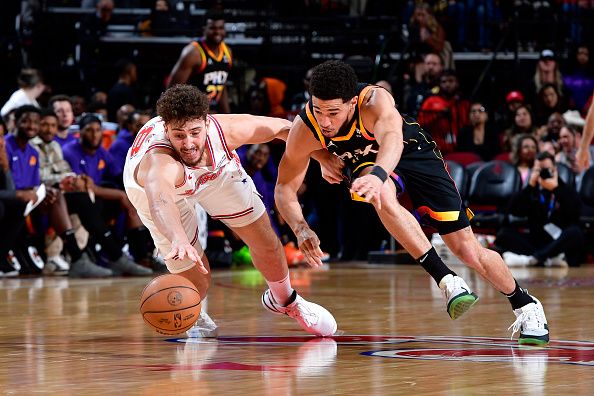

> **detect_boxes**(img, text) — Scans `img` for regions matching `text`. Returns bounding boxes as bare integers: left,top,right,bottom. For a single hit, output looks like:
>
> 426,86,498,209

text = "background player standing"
168,13,232,113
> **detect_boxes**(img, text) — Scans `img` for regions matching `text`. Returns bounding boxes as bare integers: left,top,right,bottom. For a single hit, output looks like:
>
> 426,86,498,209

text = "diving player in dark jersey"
275,60,549,346
168,14,232,113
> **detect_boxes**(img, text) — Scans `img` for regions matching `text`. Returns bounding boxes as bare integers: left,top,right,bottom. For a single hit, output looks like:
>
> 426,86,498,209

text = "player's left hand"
318,151,344,184
351,174,384,209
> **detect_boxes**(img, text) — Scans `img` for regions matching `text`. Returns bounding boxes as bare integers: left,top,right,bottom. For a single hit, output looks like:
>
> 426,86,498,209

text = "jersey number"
206,85,224,103
130,124,154,157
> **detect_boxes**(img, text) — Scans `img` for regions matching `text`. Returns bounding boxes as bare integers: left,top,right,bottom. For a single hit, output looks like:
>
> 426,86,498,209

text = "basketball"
140,274,202,335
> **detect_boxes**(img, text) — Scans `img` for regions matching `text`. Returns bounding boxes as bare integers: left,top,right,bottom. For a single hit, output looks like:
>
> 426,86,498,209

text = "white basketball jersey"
123,114,245,201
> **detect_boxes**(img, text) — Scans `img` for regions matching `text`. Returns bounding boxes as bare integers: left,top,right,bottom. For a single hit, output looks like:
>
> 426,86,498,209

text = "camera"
539,168,553,179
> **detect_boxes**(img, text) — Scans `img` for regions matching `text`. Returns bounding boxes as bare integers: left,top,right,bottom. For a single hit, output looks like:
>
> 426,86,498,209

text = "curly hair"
156,84,209,125
309,60,358,102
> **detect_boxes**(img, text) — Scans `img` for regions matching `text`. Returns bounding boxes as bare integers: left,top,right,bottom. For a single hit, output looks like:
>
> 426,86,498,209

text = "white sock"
266,274,294,306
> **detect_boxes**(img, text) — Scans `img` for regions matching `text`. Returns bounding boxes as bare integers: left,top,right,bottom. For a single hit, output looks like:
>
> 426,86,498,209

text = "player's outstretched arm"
217,114,292,149
577,97,594,172
141,151,207,274
168,44,200,87
275,118,326,267
351,88,404,208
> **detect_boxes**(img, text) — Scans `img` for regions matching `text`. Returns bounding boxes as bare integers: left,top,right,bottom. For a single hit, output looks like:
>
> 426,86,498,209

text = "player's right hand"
165,241,208,274
295,224,324,267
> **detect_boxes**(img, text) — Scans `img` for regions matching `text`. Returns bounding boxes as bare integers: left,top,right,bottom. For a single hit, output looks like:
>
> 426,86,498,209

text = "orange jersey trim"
191,41,207,73
305,105,327,149
356,86,376,141
417,206,460,221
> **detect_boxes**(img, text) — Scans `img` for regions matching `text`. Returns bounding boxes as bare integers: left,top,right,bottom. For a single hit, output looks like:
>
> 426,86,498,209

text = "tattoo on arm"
154,193,169,206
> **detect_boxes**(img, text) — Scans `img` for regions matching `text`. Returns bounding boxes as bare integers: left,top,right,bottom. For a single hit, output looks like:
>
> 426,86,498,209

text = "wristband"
370,165,388,183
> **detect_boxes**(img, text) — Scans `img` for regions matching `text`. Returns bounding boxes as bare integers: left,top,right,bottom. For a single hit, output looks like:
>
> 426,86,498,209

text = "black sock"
504,279,535,310
417,247,456,285
61,230,82,262
99,230,123,261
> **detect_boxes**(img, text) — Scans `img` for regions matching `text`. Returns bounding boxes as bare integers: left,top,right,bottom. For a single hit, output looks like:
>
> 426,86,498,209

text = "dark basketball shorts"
350,123,471,235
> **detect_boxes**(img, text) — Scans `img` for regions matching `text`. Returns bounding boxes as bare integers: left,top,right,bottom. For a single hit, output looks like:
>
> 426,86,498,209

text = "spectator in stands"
62,114,153,274
497,151,584,267
138,0,186,37
0,132,26,275
116,104,135,132
109,110,151,171
408,2,453,69
404,52,444,117
502,104,536,152
260,77,288,119
168,12,232,113
71,95,87,118
49,95,76,147
555,126,580,174
81,0,114,38
87,101,109,121
536,112,566,152
6,105,112,277
1,69,45,119
510,133,538,185
456,102,500,161
418,69,469,154
526,49,565,103
107,59,138,122
290,68,313,114
91,91,108,105
563,45,594,111
534,83,568,127
495,90,525,133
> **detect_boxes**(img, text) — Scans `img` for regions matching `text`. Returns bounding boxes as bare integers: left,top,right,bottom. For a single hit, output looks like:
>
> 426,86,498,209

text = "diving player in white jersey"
123,84,338,337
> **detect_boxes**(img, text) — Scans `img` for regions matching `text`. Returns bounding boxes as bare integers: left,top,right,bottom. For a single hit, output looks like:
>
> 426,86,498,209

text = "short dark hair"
79,114,102,130
115,58,135,77
537,151,555,163
17,68,42,88
49,95,73,108
309,60,358,102
14,105,41,121
156,84,209,125
40,108,58,119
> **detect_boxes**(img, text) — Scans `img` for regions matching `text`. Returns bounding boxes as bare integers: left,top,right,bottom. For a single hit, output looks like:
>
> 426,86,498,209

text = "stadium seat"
445,160,467,200
444,151,482,166
467,160,522,230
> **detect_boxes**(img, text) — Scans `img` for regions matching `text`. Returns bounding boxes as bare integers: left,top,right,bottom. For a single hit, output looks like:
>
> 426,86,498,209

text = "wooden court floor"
1,263,594,395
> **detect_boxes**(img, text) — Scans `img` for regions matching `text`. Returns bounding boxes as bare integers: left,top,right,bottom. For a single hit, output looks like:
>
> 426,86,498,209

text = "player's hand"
165,241,208,274
294,224,324,267
318,151,345,184
351,174,384,209
575,147,591,172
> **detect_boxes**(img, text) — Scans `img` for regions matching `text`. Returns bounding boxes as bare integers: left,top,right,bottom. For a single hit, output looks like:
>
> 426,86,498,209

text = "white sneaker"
508,296,549,346
262,290,337,336
43,255,70,276
439,274,479,320
503,252,537,267
544,253,568,268
186,311,219,338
